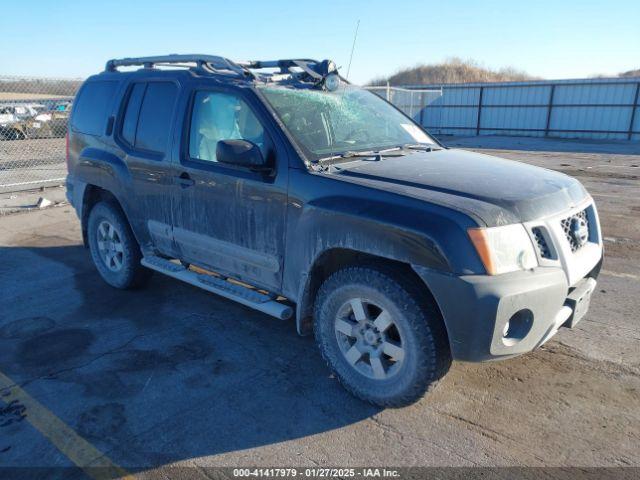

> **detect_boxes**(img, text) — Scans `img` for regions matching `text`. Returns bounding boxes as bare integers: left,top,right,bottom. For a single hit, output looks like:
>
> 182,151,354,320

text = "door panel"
173,228,281,274
172,88,288,292
117,80,180,256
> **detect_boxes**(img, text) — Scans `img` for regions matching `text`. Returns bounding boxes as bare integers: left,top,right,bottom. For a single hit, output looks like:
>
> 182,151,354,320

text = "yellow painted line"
0,371,133,480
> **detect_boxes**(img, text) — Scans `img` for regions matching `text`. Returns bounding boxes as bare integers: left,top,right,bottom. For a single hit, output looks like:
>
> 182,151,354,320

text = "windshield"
259,86,436,161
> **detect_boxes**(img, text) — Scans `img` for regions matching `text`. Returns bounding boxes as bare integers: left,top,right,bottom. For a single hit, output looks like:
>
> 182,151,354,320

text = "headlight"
468,224,538,275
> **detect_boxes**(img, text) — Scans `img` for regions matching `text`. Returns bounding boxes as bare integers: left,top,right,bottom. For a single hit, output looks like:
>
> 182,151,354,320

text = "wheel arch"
295,247,449,346
80,184,132,248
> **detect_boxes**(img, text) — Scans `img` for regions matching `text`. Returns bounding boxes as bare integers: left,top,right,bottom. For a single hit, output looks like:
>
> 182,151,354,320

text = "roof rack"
239,59,319,70
104,54,250,77
103,55,341,85
239,59,337,79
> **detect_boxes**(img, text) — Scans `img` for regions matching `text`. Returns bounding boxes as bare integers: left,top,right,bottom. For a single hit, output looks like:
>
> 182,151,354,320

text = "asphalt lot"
0,135,639,478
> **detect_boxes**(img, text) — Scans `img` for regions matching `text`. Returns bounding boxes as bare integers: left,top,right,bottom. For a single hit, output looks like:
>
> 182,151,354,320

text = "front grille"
532,227,552,258
561,209,589,252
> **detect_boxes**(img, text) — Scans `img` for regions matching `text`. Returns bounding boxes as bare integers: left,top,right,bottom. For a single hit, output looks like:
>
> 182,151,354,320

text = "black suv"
66,55,603,407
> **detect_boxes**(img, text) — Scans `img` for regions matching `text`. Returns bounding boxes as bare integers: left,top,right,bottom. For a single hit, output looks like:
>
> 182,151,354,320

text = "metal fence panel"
0,76,81,193
553,83,636,105
482,106,548,130
398,77,640,142
435,87,480,106
633,105,640,141
441,106,476,129
482,85,551,105
364,86,443,123
551,105,631,139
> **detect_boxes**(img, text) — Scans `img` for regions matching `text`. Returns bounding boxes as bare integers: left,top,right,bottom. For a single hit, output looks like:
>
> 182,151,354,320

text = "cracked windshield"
260,86,435,161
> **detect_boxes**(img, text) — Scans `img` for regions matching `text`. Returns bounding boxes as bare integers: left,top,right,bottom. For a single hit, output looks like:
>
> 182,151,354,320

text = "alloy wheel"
96,220,124,272
334,297,405,380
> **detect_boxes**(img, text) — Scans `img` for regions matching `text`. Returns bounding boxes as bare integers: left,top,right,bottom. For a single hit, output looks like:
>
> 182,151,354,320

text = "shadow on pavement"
0,243,380,476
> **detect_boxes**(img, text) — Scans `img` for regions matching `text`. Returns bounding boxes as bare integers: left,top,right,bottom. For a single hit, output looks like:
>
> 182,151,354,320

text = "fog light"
502,322,510,337
502,309,534,346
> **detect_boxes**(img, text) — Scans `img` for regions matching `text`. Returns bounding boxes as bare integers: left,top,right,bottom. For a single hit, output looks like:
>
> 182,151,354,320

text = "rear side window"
135,82,177,153
119,81,177,154
121,83,146,145
71,81,118,135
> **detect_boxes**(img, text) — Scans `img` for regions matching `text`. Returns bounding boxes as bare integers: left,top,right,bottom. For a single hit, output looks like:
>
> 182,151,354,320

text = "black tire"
87,201,152,289
314,265,451,407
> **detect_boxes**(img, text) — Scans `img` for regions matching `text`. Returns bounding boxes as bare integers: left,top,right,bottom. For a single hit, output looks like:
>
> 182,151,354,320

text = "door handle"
177,173,195,188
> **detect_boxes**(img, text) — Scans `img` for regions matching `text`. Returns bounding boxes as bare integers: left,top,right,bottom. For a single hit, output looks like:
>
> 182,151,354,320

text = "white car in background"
0,105,21,125
0,103,64,140
0,105,28,139
0,103,43,121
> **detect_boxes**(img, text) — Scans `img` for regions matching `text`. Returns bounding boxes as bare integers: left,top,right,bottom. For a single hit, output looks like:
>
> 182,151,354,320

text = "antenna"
346,20,360,80
321,20,361,167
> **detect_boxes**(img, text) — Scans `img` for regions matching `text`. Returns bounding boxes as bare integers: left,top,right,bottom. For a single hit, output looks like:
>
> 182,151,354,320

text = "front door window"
189,92,266,163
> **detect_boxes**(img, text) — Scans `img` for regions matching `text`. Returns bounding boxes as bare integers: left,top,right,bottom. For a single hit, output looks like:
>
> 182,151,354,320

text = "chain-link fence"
0,76,81,193
364,85,443,124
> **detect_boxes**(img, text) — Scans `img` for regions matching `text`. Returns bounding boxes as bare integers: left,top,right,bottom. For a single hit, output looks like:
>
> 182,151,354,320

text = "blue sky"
2,0,638,84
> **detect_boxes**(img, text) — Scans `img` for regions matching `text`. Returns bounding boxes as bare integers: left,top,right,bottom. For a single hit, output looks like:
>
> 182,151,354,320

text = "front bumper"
414,257,602,362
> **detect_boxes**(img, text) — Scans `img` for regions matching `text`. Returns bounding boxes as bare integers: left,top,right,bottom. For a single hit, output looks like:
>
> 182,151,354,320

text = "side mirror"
216,139,267,170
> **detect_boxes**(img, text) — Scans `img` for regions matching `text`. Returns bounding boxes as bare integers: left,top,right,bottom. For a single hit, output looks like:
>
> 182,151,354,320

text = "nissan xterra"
66,55,603,407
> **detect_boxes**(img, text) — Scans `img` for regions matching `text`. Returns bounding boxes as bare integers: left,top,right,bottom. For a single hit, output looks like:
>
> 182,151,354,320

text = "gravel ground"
0,136,638,478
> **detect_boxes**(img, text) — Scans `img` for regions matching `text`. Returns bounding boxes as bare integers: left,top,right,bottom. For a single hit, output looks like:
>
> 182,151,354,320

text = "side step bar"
141,255,293,320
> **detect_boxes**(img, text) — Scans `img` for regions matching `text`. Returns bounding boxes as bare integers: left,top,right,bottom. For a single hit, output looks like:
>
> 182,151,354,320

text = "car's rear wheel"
87,201,152,289
314,265,450,407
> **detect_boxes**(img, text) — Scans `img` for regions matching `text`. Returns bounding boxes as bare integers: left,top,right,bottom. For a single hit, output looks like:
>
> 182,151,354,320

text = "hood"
325,148,588,227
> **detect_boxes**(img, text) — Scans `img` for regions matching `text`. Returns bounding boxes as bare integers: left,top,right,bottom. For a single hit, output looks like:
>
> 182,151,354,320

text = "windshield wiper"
317,147,405,164
401,143,442,152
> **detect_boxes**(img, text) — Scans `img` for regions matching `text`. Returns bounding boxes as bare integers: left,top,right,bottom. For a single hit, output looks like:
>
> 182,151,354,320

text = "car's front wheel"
314,265,450,407
87,201,152,289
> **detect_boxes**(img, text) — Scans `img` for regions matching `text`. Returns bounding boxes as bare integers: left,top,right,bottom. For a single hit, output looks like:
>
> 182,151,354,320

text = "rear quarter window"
71,81,118,135
121,83,146,145
134,82,177,153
